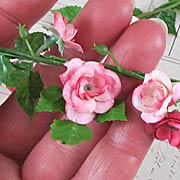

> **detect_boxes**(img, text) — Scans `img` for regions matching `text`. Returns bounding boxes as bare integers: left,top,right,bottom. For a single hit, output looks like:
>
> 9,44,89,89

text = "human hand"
0,0,167,179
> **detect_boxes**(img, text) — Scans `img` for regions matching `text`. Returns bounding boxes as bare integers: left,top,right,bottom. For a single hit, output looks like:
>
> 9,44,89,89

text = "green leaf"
36,86,65,113
18,25,29,39
15,71,44,118
50,119,92,145
96,102,127,123
133,8,143,16
52,6,82,23
92,44,110,55
56,38,64,55
15,31,47,54
0,54,13,85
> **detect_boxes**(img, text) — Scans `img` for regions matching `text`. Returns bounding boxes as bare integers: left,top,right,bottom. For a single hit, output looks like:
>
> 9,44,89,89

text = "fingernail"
149,18,168,35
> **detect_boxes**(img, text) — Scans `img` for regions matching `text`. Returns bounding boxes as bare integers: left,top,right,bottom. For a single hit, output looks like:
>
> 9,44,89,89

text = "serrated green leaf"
133,8,143,16
36,86,65,113
96,102,127,123
92,44,109,55
52,6,82,23
41,86,62,101
15,71,44,118
0,54,13,85
15,31,47,54
50,119,92,145
36,96,65,113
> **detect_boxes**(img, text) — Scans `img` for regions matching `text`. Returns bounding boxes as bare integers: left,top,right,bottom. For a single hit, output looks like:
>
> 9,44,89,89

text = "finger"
0,0,57,47
0,153,20,180
106,19,167,101
64,0,133,60
22,122,110,180
0,0,133,163
72,97,152,180
21,19,166,179
72,20,167,179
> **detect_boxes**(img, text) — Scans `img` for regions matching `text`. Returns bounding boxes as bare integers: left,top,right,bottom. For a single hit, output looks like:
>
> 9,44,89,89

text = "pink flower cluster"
59,58,121,124
132,70,180,148
53,12,83,54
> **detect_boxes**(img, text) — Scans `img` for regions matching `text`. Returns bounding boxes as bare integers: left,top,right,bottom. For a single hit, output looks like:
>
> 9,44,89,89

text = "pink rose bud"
59,58,121,124
132,70,173,123
53,12,83,53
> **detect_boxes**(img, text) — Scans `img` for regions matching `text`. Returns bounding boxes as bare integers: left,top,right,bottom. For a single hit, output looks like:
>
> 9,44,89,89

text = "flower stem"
104,64,144,80
0,47,68,66
137,1,180,19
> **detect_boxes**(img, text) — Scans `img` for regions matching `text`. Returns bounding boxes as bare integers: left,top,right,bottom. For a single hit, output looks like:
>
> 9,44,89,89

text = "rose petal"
169,130,180,147
132,85,156,112
141,112,165,123
144,70,172,92
95,100,114,114
173,82,180,102
154,95,171,117
104,69,121,98
65,103,95,124
156,126,170,141
71,90,96,113
63,24,77,41
64,40,84,53
59,58,84,85
53,12,65,37
62,81,73,104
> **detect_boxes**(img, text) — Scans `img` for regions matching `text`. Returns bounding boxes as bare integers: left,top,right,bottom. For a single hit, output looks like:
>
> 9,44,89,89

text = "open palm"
0,0,167,179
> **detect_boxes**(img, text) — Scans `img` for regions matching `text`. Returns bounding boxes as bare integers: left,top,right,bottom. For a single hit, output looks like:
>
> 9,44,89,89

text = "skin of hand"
0,0,167,179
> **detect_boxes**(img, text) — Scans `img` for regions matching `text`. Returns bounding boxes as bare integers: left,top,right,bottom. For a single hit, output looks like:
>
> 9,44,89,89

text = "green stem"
137,1,180,19
0,47,68,66
108,51,123,72
24,38,36,58
104,64,144,80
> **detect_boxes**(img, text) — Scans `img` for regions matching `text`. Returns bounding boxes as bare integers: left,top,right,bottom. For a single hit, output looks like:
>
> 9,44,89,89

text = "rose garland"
0,4,180,147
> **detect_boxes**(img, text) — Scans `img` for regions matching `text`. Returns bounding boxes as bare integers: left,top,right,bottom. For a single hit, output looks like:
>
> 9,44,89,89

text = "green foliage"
52,6,82,23
135,0,180,35
96,102,127,123
36,86,65,113
154,11,177,35
15,71,43,118
56,38,65,55
133,8,143,16
0,54,12,85
50,119,92,145
15,31,47,54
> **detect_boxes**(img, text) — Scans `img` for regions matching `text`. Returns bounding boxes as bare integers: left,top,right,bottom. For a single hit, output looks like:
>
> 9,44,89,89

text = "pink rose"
132,70,173,123
53,12,83,53
145,112,180,148
59,58,121,124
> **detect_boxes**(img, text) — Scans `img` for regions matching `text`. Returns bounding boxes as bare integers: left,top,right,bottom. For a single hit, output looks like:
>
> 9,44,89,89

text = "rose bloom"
59,58,121,124
132,70,173,123
53,12,83,53
145,112,180,148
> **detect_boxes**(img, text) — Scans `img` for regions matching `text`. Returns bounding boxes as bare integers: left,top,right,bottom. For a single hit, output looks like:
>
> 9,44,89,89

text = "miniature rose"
53,12,83,53
59,58,121,124
145,112,180,148
132,70,173,123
